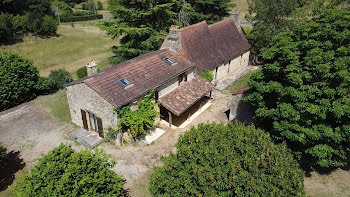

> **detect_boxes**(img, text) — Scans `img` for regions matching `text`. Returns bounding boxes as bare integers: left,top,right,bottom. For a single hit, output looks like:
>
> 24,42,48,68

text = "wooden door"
81,109,88,130
96,117,104,138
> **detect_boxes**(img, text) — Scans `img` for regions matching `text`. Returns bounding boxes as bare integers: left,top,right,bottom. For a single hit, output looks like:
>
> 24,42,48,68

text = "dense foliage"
13,144,124,196
0,0,58,42
244,9,350,169
0,52,39,111
247,0,303,52
0,145,6,167
187,0,234,24
76,66,87,78
106,0,187,63
150,123,305,196
115,90,158,138
199,70,214,82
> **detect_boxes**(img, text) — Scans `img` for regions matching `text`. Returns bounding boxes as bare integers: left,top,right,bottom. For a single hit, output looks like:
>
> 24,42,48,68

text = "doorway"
81,109,104,138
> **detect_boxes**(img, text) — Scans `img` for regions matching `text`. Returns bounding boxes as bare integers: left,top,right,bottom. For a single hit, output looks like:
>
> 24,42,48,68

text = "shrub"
33,16,58,36
61,14,103,22
76,66,87,78
116,90,158,138
12,144,125,196
47,69,72,90
199,70,214,82
97,1,103,10
150,122,305,196
0,52,39,111
244,9,350,169
51,0,73,17
0,13,29,42
0,145,6,167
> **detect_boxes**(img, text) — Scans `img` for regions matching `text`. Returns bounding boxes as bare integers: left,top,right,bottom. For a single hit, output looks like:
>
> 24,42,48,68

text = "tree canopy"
247,0,304,52
150,123,305,196
106,0,185,62
13,144,125,196
187,0,234,24
0,52,39,111
244,8,350,169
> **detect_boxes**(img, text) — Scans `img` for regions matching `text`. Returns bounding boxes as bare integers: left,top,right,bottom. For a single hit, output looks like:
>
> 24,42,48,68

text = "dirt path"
0,102,82,171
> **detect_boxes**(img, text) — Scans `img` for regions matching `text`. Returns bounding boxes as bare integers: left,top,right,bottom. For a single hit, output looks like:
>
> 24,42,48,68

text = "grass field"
225,69,260,94
35,90,72,123
0,22,116,77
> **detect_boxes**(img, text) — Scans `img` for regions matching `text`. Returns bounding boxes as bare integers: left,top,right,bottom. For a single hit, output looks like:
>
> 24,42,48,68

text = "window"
164,57,176,65
119,78,131,87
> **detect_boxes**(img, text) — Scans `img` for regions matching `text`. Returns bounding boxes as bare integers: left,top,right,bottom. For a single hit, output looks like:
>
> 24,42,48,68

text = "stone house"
66,17,250,137
161,17,251,83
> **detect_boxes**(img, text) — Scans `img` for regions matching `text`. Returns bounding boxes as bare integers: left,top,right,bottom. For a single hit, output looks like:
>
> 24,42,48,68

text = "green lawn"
35,90,71,123
225,69,260,94
0,21,116,77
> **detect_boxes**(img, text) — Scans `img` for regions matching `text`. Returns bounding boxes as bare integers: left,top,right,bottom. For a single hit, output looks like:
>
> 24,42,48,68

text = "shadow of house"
0,150,25,191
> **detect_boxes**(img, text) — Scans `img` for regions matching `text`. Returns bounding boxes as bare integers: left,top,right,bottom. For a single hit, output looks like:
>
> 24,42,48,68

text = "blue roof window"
119,78,131,87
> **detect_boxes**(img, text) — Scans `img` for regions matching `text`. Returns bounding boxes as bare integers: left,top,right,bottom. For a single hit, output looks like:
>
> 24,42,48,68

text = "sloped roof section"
208,18,251,62
67,49,194,108
161,18,251,73
159,75,214,116
179,21,224,73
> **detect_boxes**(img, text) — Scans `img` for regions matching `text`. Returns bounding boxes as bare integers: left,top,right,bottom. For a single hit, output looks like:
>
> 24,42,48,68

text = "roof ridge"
180,20,208,31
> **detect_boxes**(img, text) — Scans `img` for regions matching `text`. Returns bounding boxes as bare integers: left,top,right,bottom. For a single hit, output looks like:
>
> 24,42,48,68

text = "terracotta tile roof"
159,75,214,116
67,49,194,108
208,18,251,62
179,21,223,73
161,18,251,73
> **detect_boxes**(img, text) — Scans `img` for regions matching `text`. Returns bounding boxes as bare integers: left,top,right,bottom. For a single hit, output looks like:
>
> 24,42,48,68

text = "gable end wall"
66,83,119,131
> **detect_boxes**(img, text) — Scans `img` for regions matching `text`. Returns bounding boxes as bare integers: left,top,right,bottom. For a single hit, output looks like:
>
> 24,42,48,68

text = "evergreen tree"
187,0,234,24
107,0,186,62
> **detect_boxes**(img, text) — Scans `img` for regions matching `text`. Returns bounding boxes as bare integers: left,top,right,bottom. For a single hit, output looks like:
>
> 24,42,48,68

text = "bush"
0,52,39,111
116,90,158,139
61,14,103,22
76,66,87,78
0,145,6,167
97,1,103,10
51,0,73,17
150,123,305,196
47,69,72,90
0,13,29,42
33,16,58,36
244,9,350,169
199,70,214,82
12,144,125,196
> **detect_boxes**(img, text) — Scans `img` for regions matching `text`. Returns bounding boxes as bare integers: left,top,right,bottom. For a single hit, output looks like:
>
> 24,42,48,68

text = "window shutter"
81,109,88,130
96,117,104,138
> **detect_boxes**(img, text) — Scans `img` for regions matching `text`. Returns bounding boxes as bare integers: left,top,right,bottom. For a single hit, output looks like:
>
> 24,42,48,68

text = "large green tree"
0,52,39,111
150,123,305,196
13,144,125,196
244,9,350,169
247,0,304,52
106,0,185,63
187,0,234,24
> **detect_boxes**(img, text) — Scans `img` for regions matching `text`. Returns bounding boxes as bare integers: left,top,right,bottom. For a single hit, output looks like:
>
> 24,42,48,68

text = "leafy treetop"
150,122,305,196
244,8,350,169
13,144,125,196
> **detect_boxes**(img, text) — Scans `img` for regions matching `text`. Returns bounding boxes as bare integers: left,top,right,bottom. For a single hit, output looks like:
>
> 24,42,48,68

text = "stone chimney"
230,11,241,26
160,25,181,53
86,60,98,76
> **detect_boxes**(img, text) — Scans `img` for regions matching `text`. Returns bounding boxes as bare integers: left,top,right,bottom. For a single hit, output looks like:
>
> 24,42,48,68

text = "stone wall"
158,69,194,97
212,51,250,82
66,83,119,132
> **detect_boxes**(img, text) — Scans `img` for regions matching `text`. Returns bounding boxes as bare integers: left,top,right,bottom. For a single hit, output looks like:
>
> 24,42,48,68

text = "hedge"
61,14,103,22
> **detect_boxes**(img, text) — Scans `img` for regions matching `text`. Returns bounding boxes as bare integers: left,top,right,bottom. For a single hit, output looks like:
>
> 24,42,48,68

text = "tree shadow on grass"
0,151,25,191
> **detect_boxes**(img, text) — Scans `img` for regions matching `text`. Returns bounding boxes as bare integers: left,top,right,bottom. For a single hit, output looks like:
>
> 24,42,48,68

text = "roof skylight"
119,78,131,87
164,57,176,65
